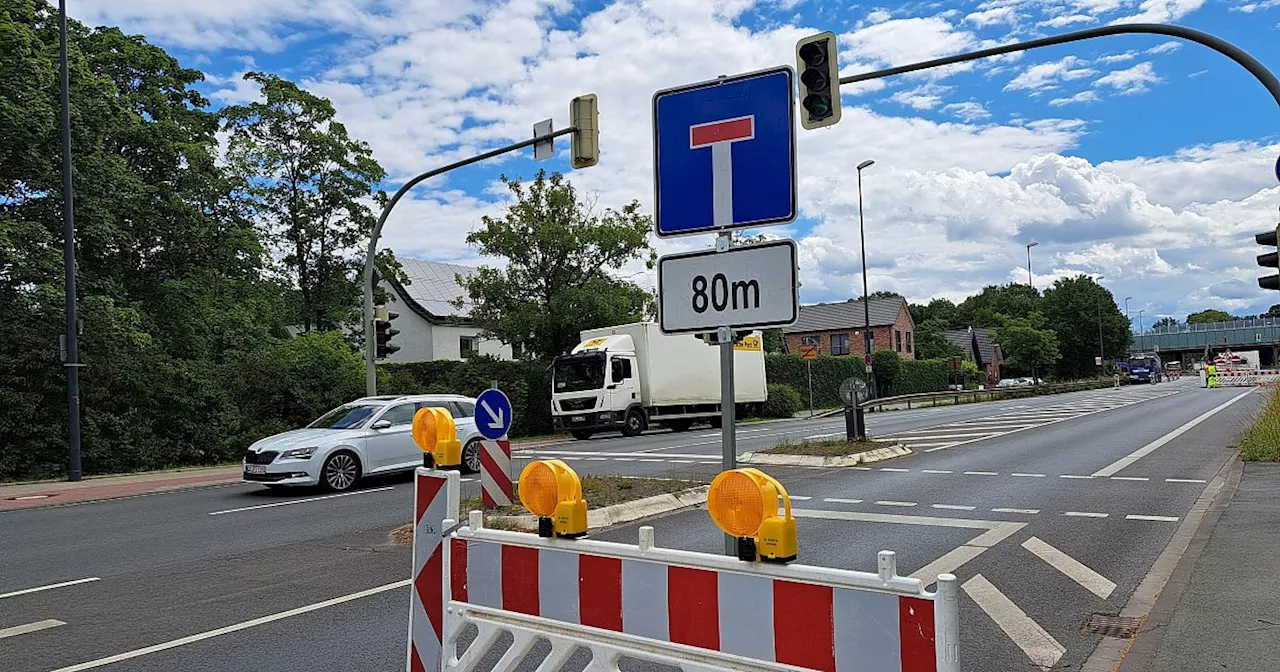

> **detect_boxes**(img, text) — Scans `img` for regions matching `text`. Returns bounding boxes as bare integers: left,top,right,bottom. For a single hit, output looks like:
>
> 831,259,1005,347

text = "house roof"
781,297,908,334
943,327,1000,367
387,258,478,321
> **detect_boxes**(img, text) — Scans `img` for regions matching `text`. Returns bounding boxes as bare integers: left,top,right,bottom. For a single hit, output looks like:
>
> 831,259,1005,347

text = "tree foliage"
956,284,1039,327
458,170,655,359
1151,316,1181,329
1187,309,1234,324
993,313,1060,377
914,319,965,360
1039,275,1130,378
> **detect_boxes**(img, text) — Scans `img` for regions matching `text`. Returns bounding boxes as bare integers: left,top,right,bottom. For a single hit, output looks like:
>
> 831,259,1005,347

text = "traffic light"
1257,223,1280,290
373,305,400,359
795,31,842,130
569,94,599,169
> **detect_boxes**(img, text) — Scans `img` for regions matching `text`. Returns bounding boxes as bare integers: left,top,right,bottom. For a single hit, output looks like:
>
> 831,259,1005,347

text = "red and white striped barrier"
479,439,512,507
1215,370,1280,387
407,468,459,672
427,512,960,672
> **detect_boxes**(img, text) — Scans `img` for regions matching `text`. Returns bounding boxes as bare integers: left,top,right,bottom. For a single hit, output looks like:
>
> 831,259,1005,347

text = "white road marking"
965,471,999,476
789,496,812,501
207,487,394,516
527,450,725,460
1166,478,1206,483
49,580,411,672
0,577,100,600
850,466,872,471
924,445,955,452
669,460,694,464
639,459,664,462
13,494,51,500
1092,388,1255,477
0,619,65,639
1060,475,1094,479
822,497,863,504
1021,537,1116,599
922,469,953,474
879,467,910,472
911,521,1025,584
992,508,1040,514
932,504,976,510
1011,473,1045,478
1125,515,1180,522
1110,476,1149,481
874,500,917,507
1063,511,1108,518
613,458,635,462
586,457,608,461
963,574,1066,671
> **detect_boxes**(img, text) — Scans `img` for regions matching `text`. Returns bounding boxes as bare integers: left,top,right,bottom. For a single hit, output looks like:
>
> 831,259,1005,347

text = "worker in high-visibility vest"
1206,362,1217,388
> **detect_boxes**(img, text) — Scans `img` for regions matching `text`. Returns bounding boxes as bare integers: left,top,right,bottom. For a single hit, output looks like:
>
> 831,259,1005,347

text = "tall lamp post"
1138,309,1146,351
1124,296,1132,354
856,159,875,398
1025,241,1039,289
1096,276,1106,367
59,0,82,482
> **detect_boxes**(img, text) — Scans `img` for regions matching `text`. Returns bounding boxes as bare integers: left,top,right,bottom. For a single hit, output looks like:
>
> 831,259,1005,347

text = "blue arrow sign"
1274,154,1279,184
475,388,512,440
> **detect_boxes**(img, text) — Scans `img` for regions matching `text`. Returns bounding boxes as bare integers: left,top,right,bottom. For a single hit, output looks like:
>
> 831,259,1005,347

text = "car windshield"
308,404,380,429
553,355,605,393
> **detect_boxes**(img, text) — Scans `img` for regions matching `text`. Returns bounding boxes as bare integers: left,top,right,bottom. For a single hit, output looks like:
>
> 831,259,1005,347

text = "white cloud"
1232,1,1280,12
943,101,991,121
1111,0,1207,24
1049,90,1101,106
1004,56,1097,93
1147,41,1180,55
1038,13,1099,28
1098,51,1137,64
889,83,951,110
840,16,977,69
964,7,1018,26
1093,62,1161,94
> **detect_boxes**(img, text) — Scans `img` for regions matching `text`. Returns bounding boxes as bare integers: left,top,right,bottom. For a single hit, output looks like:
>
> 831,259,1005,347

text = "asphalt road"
0,378,1258,672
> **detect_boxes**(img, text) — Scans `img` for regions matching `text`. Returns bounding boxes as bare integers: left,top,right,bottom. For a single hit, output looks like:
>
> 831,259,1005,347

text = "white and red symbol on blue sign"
652,67,796,237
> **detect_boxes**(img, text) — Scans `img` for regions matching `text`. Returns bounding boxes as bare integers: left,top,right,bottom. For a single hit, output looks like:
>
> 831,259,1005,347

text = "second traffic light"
569,94,599,169
374,305,400,359
795,31,842,130
1257,223,1280,290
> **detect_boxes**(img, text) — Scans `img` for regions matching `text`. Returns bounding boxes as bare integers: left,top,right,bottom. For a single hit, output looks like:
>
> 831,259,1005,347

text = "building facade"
781,297,916,360
942,327,1002,387
377,258,513,363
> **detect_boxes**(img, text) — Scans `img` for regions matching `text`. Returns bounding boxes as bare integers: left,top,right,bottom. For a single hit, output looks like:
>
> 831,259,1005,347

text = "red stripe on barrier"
450,538,468,603
417,544,444,640
501,545,540,615
667,567,720,650
416,472,445,524
410,643,426,672
579,554,623,631
899,596,937,672
773,580,835,672
479,447,510,507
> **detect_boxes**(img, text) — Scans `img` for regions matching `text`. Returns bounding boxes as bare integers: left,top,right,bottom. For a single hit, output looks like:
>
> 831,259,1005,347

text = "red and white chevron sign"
480,439,512,507
407,468,458,672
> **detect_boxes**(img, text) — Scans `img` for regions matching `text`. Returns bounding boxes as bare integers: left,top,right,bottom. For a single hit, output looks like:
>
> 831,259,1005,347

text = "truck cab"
552,334,641,439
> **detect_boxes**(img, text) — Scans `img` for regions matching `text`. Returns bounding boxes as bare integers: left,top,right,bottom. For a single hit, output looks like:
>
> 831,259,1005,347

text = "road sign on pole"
1274,154,1280,183
475,388,512,440
657,240,799,334
798,344,818,360
533,118,554,161
652,67,796,237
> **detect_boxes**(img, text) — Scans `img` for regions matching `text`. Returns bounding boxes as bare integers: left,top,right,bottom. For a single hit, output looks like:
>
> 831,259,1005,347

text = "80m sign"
658,240,798,334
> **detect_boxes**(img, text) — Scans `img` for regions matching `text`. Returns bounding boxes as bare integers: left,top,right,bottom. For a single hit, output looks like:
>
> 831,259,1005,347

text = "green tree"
457,170,654,360
221,72,387,333
957,284,1039,327
869,290,903,300
993,313,1060,379
1187,309,1234,324
1151,316,1181,330
914,319,965,360
910,298,962,329
762,328,787,353
1039,275,1131,378
1265,304,1280,318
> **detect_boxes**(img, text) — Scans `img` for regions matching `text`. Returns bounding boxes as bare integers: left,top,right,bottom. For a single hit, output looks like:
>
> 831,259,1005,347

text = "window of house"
460,336,477,357
830,334,849,356
895,330,903,352
906,331,913,354
801,335,820,346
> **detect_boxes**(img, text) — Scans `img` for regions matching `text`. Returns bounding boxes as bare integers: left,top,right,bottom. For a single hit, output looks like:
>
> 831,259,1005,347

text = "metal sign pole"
716,234,737,556
807,359,814,418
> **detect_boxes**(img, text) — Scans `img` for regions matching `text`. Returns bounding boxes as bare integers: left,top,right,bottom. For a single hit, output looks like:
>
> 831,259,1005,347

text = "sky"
74,0,1280,325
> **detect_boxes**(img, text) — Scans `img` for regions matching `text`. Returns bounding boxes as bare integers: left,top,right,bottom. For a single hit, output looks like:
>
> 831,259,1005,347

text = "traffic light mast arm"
838,23,1280,112
362,125,578,395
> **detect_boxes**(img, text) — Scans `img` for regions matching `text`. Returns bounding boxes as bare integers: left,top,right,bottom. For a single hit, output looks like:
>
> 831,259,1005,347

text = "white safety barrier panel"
479,440,512,507
408,468,460,672
1215,369,1280,387
413,511,960,672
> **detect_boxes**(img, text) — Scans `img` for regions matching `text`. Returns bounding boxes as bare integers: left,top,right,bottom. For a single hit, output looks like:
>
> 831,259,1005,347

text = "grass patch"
1238,386,1280,461
762,437,898,457
390,474,704,542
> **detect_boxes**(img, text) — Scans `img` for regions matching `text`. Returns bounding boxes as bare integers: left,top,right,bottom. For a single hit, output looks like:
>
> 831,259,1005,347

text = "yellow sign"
581,337,609,350
734,335,763,352
798,344,818,360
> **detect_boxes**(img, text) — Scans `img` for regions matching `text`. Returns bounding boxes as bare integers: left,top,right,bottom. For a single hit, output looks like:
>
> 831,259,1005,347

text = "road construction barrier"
407,468,961,672
1214,370,1280,387
408,469,460,672
479,440,512,507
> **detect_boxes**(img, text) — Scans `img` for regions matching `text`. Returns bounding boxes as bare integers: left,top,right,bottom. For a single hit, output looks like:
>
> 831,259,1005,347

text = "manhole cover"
1083,613,1143,639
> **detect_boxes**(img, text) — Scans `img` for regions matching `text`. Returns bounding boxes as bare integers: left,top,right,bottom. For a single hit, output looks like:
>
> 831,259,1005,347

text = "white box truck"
551,322,768,439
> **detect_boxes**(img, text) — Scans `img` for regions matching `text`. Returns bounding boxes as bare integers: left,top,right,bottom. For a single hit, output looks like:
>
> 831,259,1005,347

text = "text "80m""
691,274,760,313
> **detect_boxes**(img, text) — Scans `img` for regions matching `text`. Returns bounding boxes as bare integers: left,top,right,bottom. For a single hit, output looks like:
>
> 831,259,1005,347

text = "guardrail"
858,379,1116,412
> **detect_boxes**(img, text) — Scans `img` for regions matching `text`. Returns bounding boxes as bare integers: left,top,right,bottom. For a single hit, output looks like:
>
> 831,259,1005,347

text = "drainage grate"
1083,613,1144,638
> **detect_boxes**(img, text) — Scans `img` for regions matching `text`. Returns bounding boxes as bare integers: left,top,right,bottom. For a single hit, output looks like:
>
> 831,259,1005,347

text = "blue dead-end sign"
652,66,796,237
475,388,512,440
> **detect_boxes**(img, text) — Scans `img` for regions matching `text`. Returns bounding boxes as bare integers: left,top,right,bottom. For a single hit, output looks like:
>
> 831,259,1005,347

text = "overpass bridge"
1132,317,1280,366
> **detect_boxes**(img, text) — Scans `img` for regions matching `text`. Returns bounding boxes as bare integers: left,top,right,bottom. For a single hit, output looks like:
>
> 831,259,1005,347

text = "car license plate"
571,415,586,423
244,465,267,475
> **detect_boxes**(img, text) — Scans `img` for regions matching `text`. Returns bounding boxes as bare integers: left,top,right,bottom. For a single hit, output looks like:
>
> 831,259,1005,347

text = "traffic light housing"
569,94,599,169
795,32,842,130
1257,224,1280,290
374,305,400,359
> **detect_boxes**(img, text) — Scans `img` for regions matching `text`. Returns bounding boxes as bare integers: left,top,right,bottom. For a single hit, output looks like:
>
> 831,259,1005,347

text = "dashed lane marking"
874,500,918,507
0,619,65,640
992,508,1040,515
1125,514,1181,522
0,577,100,600
932,504,976,510
1063,511,1108,518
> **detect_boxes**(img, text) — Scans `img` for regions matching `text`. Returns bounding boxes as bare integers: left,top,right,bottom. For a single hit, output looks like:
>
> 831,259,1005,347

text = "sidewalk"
0,465,244,512
1121,461,1280,671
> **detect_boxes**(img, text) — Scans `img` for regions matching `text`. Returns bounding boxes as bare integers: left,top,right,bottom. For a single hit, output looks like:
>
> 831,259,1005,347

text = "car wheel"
570,430,594,440
621,410,644,437
321,451,361,492
462,439,482,474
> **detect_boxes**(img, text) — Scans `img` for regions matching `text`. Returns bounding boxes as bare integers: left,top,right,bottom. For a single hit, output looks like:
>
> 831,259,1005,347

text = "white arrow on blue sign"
475,388,513,440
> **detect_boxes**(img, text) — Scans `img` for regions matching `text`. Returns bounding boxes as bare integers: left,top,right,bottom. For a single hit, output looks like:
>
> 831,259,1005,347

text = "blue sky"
78,0,1280,324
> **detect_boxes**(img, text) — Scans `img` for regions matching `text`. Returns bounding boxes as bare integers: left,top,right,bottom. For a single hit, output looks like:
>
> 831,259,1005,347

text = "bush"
763,384,802,418
381,359,554,437
764,353,950,406
872,350,901,395
1239,386,1280,461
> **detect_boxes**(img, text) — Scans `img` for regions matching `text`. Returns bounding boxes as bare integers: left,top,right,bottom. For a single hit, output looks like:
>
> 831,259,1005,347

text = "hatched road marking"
1021,536,1116,599
0,619,66,640
963,574,1066,671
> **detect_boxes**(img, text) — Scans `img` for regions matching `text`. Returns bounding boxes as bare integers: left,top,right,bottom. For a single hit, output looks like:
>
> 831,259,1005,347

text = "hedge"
380,359,554,438
764,352,949,408
763,384,802,418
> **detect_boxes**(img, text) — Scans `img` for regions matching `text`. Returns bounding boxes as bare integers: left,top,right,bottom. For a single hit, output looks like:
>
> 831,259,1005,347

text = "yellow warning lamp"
412,407,462,468
707,468,798,563
518,460,588,539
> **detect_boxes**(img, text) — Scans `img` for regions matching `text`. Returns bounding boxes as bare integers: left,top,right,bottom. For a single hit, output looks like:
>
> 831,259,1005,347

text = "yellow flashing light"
412,407,461,468
707,468,797,563
518,460,587,538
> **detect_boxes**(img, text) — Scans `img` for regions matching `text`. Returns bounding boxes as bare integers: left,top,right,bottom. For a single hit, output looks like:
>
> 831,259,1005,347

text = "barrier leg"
934,573,961,672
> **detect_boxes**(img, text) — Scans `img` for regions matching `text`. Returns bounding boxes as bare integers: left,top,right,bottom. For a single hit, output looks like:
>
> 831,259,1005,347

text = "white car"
242,394,484,491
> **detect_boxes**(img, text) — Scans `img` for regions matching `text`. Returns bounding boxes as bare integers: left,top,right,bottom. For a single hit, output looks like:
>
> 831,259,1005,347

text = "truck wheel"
570,430,594,440
621,410,644,437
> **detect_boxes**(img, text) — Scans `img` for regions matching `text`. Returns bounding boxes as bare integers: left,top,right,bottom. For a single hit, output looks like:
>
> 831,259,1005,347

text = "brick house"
781,297,916,359
943,327,1003,387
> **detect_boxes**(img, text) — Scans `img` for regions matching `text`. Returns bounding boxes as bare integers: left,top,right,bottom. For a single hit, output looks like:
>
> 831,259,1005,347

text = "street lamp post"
1025,241,1039,289
1124,296,1132,354
1096,276,1106,366
856,159,875,398
1138,309,1146,351
59,0,82,482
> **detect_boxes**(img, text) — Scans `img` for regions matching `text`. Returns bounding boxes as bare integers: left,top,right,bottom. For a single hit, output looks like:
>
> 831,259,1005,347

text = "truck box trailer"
550,322,768,439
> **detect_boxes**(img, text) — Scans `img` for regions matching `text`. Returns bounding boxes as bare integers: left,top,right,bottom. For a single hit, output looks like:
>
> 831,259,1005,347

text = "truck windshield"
554,356,605,393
